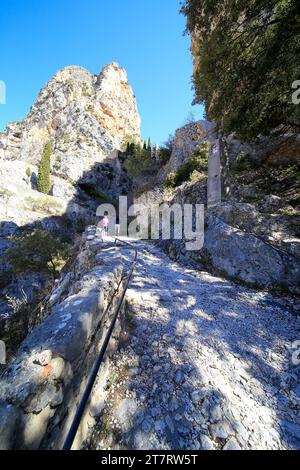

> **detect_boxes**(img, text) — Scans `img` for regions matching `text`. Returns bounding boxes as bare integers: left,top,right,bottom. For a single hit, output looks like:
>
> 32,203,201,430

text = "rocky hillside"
1,232,300,450
0,62,140,179
0,62,140,219
0,62,141,353
0,61,140,208
134,121,300,299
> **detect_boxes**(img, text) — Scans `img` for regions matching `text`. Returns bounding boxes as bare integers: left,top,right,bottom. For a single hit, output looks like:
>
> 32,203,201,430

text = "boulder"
200,215,300,294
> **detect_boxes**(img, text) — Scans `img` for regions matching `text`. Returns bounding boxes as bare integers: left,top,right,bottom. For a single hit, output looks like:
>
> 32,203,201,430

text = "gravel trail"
90,242,300,450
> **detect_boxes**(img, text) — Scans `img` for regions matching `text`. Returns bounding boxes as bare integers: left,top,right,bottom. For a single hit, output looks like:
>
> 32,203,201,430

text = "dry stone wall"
0,227,128,450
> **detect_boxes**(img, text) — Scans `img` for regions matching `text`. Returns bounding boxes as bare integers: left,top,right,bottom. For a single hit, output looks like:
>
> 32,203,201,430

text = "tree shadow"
1,150,300,450
0,150,131,361
91,244,300,450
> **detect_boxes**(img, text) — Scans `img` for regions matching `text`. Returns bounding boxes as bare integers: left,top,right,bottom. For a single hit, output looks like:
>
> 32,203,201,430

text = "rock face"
137,190,300,295
0,62,140,346
0,63,140,224
158,120,216,183
201,215,300,294
0,62,141,181
135,120,300,295
168,120,215,169
210,202,300,259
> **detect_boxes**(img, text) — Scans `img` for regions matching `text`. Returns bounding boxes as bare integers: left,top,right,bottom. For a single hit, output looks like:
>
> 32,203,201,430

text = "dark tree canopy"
125,143,153,178
181,0,300,140
5,229,70,277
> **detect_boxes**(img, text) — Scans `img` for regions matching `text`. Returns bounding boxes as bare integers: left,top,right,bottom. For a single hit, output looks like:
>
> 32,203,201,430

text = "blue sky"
0,0,204,144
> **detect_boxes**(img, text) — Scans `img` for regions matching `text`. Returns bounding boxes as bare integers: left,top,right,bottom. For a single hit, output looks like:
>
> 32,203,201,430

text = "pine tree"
37,141,52,194
4,229,70,278
129,142,136,155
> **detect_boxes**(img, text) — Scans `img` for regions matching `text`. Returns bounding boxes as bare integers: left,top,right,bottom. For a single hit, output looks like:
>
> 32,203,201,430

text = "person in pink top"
101,212,109,238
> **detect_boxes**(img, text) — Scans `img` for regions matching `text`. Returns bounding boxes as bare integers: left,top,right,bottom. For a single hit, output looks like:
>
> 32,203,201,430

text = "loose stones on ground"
90,242,300,451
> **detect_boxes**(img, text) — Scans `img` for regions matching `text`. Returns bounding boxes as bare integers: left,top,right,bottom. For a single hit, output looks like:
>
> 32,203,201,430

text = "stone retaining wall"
0,227,127,449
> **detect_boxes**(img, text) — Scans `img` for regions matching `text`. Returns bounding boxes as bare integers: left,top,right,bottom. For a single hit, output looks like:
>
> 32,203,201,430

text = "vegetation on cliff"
5,229,71,278
165,141,209,188
37,141,52,194
125,139,172,179
125,143,153,177
181,0,300,140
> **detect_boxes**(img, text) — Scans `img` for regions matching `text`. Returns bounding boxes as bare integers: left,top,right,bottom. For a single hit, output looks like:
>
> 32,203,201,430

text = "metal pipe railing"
62,238,137,450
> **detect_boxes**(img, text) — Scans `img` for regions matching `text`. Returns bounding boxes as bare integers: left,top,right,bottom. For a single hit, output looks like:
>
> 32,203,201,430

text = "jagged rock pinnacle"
0,62,141,182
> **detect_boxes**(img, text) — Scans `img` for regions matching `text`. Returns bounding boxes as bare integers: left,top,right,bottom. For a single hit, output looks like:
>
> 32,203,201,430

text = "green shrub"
233,152,252,172
122,135,139,152
190,170,205,184
25,167,32,185
165,172,177,188
125,144,154,178
82,88,91,97
175,162,193,186
5,229,71,278
164,141,209,187
159,147,172,166
37,141,52,194
79,184,117,205
190,141,209,172
0,188,14,198
278,163,300,179
25,195,63,214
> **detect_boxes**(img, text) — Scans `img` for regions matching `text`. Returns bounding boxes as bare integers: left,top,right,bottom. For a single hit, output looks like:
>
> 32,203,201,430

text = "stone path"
89,242,300,450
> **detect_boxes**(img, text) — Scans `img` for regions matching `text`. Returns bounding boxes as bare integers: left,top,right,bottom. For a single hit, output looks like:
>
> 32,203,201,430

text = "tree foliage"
159,146,172,166
5,229,70,278
165,141,209,187
181,0,300,140
125,143,154,178
37,141,52,194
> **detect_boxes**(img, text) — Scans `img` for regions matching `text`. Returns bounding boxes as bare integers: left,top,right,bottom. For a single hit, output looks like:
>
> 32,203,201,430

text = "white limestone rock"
0,62,141,180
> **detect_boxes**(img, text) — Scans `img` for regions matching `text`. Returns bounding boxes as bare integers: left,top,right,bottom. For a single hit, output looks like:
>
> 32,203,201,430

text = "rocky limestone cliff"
157,120,216,184
0,62,141,347
0,62,140,182
0,61,140,212
135,120,300,297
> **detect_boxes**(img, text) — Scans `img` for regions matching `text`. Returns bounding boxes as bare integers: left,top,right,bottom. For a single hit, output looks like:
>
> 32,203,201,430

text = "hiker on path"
101,212,110,239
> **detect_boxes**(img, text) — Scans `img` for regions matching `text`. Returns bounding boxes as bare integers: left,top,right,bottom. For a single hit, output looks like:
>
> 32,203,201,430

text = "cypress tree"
129,142,136,155
147,137,151,150
37,141,52,194
26,167,31,185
